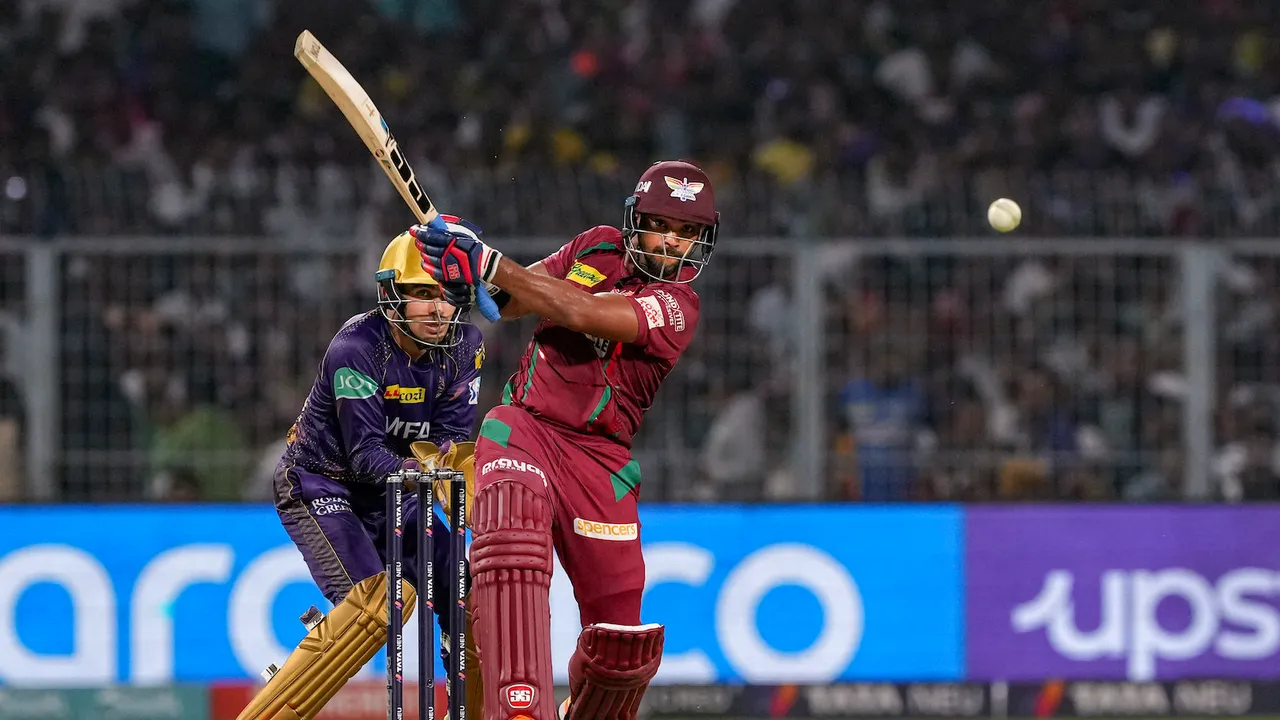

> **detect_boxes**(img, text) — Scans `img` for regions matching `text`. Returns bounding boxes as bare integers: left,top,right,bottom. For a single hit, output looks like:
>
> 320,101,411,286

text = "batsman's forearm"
491,258,597,328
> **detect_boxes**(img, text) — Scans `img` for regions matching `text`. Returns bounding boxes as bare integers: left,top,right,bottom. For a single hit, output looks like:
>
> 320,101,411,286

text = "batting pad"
470,480,556,719
563,623,665,720
236,572,416,720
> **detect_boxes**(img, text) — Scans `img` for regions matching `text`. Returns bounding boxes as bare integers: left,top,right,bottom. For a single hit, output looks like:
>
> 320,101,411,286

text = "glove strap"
478,246,503,284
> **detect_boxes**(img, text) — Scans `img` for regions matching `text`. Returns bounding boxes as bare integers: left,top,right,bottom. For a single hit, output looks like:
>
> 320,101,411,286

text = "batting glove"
411,215,503,287
439,281,477,310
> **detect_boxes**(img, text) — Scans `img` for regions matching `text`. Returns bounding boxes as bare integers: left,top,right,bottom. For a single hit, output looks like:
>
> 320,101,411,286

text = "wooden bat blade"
292,31,501,323
293,30,438,226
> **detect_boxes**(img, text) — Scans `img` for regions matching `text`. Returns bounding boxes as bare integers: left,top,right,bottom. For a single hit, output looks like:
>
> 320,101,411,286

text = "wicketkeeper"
238,226,487,719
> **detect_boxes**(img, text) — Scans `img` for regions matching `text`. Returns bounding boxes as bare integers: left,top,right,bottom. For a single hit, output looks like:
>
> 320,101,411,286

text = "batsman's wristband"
479,245,503,284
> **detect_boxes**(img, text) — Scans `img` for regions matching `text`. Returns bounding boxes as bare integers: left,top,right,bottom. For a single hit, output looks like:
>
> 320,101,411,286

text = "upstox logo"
567,262,606,287
334,368,378,399
574,518,638,542
1011,568,1280,680
384,385,425,403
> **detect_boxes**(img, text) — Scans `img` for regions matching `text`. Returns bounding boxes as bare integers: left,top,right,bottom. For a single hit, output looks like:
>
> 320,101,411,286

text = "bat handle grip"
474,284,501,322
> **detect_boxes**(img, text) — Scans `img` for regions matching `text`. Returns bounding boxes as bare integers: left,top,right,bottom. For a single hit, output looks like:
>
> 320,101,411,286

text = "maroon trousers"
470,404,646,719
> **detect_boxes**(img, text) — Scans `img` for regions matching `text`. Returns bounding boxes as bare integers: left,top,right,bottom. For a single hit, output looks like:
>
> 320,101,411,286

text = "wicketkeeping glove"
409,440,476,528
412,215,503,321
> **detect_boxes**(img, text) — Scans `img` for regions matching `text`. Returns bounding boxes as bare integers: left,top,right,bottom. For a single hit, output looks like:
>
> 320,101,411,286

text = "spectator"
7,0,1280,503
834,338,930,502
1098,80,1167,162
2,0,1280,237
0,331,22,501
1215,410,1280,501
698,374,769,501
147,383,250,502
998,363,1079,497
919,382,998,501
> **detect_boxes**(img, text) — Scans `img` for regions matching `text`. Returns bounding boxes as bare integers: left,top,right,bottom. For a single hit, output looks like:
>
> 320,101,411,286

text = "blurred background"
5,0,1280,505
5,0,1280,717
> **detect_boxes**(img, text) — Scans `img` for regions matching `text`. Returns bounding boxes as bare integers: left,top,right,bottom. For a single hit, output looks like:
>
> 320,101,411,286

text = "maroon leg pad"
470,480,556,720
564,623,665,720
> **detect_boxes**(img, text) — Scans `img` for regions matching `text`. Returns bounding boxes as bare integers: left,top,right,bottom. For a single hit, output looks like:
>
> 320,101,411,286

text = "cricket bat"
294,29,500,322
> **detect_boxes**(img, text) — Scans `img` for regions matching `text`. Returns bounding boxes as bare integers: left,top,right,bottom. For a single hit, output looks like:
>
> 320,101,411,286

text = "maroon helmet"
622,160,720,282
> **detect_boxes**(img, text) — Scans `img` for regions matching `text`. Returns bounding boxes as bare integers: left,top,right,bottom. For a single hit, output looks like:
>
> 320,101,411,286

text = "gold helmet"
376,232,470,348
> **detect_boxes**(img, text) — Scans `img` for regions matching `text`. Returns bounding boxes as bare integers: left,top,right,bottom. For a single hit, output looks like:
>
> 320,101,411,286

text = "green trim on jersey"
501,379,514,406
574,242,619,260
479,418,512,448
610,460,642,501
586,386,613,427
586,355,618,429
520,341,541,402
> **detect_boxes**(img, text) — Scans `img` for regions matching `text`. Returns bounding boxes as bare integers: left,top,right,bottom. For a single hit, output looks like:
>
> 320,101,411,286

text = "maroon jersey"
499,226,699,447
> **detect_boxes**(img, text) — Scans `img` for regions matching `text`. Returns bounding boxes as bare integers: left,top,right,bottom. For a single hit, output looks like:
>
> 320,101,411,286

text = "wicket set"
386,466,468,720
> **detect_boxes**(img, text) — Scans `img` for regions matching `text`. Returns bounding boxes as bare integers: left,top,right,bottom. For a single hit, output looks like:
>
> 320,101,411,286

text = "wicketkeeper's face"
400,284,457,342
636,213,704,277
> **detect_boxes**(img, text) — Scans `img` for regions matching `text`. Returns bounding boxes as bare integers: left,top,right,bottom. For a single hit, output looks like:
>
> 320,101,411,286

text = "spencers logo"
574,518,638,542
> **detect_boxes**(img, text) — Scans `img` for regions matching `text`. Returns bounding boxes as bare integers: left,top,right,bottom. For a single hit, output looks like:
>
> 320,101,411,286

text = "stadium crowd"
2,0,1280,503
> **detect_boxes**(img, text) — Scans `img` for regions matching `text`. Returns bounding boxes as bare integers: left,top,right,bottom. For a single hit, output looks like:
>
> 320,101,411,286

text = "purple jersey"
282,311,485,485
499,226,700,448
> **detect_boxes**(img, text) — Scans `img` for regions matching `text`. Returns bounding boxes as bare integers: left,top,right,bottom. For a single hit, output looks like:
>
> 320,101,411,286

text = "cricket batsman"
412,160,719,720
238,226,486,719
